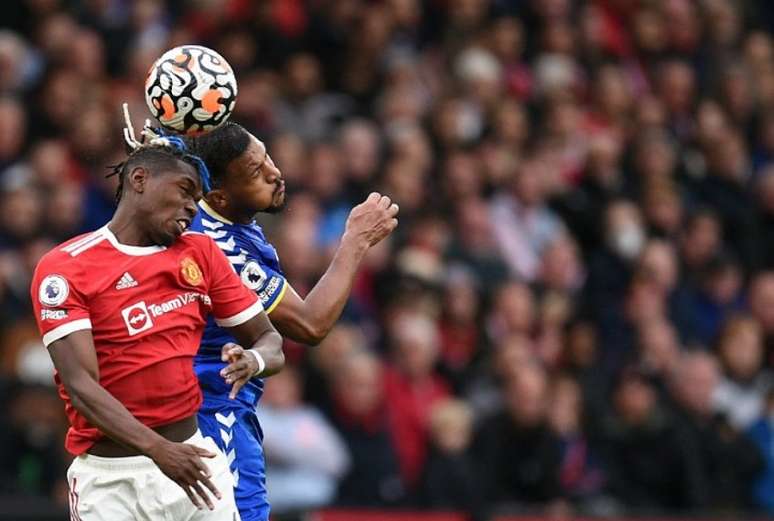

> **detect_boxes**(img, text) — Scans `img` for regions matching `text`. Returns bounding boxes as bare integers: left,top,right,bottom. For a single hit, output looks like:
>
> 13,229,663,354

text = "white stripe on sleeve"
214,300,264,328
42,319,92,347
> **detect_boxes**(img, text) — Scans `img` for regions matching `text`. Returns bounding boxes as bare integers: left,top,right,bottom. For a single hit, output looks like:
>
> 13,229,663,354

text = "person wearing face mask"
606,202,647,261
582,201,694,376
746,388,774,514
583,200,646,335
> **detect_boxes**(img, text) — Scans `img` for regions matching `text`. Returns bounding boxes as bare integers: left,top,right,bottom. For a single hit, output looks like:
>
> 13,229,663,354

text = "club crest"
180,257,203,286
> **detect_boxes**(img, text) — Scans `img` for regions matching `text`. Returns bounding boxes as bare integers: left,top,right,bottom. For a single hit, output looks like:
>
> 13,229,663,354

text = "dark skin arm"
219,310,284,398
217,194,396,389
269,193,399,345
48,330,221,510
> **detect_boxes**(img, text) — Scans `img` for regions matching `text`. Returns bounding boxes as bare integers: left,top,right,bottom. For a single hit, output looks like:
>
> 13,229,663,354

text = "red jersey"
31,225,263,455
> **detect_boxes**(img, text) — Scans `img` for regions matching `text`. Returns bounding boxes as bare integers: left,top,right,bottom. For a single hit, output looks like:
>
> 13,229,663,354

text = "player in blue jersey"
185,122,399,521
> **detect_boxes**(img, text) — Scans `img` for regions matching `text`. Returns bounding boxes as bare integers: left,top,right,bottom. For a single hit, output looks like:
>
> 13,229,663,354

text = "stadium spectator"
473,363,563,512
669,351,764,513
747,388,774,514
546,374,605,509
383,309,450,490
486,280,536,345
600,366,706,512
331,351,405,507
465,333,533,423
753,167,774,268
437,266,482,391
258,366,350,514
748,271,774,368
687,253,746,345
420,399,483,514
584,200,645,340
713,315,773,430
489,158,566,282
635,317,682,395
0,383,67,499
560,319,609,432
678,209,723,288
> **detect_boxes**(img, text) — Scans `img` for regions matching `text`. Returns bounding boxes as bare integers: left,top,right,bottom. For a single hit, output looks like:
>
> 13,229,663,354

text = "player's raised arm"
269,192,399,344
47,330,223,510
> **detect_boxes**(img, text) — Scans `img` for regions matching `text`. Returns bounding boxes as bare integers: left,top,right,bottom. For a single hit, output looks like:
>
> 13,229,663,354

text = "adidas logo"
115,272,138,290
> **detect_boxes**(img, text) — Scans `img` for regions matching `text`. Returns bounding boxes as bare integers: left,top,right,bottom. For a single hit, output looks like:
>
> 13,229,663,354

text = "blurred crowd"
2,0,774,519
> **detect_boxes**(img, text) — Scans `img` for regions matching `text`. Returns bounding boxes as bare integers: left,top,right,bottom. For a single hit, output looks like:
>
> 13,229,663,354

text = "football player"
186,122,398,521
32,142,285,520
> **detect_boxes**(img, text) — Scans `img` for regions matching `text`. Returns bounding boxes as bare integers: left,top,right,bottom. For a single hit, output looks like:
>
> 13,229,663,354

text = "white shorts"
67,430,241,521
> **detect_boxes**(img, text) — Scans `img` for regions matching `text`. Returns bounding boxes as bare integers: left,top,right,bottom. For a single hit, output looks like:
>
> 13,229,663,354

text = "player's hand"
220,342,260,399
148,440,221,510
343,192,399,250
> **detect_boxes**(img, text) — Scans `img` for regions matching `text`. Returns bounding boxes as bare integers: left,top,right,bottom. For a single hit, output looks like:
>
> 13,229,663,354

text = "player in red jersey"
30,144,284,520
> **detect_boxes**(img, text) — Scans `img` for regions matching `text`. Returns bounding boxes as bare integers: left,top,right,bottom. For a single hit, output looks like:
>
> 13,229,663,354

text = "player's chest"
85,256,211,338
237,232,282,272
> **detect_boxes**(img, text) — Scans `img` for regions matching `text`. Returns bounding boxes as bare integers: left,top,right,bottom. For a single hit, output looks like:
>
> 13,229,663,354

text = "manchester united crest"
180,257,203,286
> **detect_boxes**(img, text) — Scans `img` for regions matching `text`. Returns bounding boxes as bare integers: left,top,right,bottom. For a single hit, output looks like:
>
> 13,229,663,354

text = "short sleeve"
31,256,92,347
238,258,287,314
205,238,263,327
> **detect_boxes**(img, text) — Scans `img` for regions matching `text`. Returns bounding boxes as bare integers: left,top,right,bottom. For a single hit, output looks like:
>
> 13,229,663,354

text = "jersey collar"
199,200,234,225
102,224,167,256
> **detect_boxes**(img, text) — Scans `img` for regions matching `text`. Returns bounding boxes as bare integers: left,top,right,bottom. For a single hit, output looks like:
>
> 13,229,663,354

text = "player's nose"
184,199,197,218
265,157,282,182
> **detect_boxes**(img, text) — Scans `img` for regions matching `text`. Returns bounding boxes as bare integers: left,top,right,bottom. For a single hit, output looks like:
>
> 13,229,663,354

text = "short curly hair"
184,122,252,188
107,145,201,203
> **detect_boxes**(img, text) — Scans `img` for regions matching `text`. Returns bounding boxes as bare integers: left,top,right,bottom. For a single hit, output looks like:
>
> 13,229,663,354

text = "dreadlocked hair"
184,122,252,188
106,144,202,203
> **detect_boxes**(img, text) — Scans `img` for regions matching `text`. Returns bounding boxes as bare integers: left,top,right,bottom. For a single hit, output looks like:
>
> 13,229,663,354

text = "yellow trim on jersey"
266,278,288,314
199,200,234,225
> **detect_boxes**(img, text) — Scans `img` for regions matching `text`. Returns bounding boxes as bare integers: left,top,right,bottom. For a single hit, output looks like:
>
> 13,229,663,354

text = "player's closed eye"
179,183,197,200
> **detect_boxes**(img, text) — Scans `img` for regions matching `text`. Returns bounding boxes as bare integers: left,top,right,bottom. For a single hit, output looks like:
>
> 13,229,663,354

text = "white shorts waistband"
76,429,205,472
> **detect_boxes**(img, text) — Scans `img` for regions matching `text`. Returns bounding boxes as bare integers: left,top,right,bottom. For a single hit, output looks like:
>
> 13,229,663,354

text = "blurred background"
2,0,774,520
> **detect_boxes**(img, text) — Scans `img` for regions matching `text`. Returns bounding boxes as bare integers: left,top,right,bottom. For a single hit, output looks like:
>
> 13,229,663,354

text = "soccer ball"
144,45,237,135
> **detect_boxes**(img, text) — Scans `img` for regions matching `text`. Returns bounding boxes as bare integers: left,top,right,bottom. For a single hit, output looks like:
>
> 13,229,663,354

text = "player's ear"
205,188,228,209
127,166,148,194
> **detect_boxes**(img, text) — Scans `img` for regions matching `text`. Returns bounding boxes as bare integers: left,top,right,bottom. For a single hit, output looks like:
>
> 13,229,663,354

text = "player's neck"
204,199,253,225
109,209,154,246
222,208,254,225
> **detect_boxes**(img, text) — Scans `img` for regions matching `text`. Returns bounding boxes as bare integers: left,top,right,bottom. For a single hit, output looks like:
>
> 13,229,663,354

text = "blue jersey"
191,200,287,406
191,201,286,520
